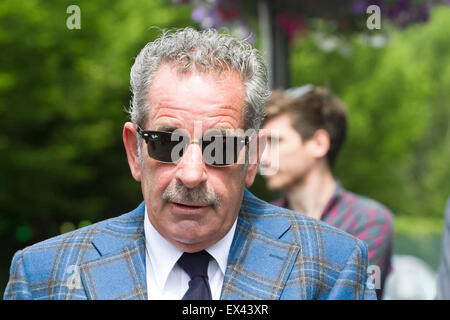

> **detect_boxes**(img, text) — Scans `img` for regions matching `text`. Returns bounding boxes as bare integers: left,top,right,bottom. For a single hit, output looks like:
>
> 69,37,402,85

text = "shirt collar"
205,218,237,275
275,179,344,219
320,179,344,220
144,205,237,289
144,209,183,290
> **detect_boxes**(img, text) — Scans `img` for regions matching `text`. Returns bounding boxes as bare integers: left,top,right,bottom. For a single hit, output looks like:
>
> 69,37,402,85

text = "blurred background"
0,0,449,298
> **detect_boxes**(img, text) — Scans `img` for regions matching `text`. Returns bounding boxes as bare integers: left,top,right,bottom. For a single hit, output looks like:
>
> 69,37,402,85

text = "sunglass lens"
147,131,186,163
202,136,245,166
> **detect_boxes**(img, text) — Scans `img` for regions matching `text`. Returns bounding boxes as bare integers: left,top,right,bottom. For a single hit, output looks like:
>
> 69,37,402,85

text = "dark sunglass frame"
137,126,249,167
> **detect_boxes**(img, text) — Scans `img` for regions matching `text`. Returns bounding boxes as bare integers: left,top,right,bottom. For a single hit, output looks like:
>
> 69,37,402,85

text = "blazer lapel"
79,204,148,300
220,191,300,300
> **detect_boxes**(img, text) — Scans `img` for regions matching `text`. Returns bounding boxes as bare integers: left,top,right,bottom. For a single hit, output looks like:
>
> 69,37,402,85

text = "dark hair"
264,87,348,168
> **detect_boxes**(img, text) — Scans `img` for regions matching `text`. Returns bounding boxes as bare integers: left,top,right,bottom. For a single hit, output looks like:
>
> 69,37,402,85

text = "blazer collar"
79,202,148,300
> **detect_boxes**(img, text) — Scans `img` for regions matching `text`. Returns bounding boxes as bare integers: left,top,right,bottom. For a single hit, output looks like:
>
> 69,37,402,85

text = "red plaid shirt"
272,181,394,297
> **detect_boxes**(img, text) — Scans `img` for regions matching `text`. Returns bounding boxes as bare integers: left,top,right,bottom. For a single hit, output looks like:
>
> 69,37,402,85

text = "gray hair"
127,27,270,132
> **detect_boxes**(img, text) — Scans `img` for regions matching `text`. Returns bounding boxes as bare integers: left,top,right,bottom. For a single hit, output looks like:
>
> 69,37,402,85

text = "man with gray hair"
4,28,376,300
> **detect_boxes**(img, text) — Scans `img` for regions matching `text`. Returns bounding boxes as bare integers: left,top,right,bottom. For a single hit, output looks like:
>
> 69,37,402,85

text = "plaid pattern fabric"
272,180,394,297
4,189,376,300
3,204,147,300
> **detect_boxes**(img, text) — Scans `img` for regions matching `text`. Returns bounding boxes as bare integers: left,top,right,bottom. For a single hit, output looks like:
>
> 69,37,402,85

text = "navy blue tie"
177,250,212,300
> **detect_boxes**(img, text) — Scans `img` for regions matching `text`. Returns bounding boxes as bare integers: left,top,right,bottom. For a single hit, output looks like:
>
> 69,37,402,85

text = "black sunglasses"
137,126,249,167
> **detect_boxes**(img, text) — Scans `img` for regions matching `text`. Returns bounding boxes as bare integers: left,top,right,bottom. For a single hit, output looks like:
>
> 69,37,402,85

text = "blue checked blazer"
4,189,376,300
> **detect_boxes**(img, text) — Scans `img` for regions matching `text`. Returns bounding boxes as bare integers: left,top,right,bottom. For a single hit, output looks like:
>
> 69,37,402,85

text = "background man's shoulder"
340,189,394,223
243,190,368,263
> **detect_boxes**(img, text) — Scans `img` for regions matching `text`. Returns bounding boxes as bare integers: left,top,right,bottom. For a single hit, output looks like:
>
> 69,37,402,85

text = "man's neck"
286,166,336,220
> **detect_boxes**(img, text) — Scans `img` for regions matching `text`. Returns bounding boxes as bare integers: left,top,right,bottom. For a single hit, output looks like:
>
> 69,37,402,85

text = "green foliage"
0,0,194,243
286,5,450,219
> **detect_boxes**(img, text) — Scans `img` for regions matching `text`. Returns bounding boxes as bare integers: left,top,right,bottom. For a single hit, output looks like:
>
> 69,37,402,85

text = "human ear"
123,122,142,181
310,129,330,159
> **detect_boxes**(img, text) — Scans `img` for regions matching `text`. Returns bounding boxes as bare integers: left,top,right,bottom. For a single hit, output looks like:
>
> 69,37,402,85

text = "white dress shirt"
144,206,237,300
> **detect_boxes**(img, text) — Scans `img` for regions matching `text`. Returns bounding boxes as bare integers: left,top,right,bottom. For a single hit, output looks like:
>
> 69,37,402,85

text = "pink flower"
217,5,241,21
276,12,305,42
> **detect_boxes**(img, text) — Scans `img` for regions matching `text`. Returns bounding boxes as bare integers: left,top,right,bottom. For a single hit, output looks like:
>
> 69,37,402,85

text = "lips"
174,202,203,209
171,202,210,215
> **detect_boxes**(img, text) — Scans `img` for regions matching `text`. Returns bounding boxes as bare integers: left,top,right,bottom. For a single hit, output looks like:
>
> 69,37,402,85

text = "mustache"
161,180,221,208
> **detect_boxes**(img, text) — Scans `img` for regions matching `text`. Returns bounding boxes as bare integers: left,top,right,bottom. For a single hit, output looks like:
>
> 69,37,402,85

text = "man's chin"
170,219,232,252
171,230,216,252
171,220,208,242
266,179,285,192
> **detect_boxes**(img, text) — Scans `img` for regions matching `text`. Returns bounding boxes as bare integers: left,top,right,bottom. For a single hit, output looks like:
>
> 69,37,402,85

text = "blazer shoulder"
242,190,367,265
21,202,145,254
341,190,394,222
11,203,145,289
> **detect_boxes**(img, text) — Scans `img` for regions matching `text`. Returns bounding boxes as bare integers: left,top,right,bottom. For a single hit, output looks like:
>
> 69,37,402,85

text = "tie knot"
177,250,211,279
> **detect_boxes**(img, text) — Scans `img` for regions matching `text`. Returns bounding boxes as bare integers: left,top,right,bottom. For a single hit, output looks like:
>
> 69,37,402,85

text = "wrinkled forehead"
148,62,245,102
146,63,246,134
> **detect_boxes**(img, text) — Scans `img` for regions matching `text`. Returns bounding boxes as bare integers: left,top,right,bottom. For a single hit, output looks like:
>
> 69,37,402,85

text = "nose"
175,142,208,189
